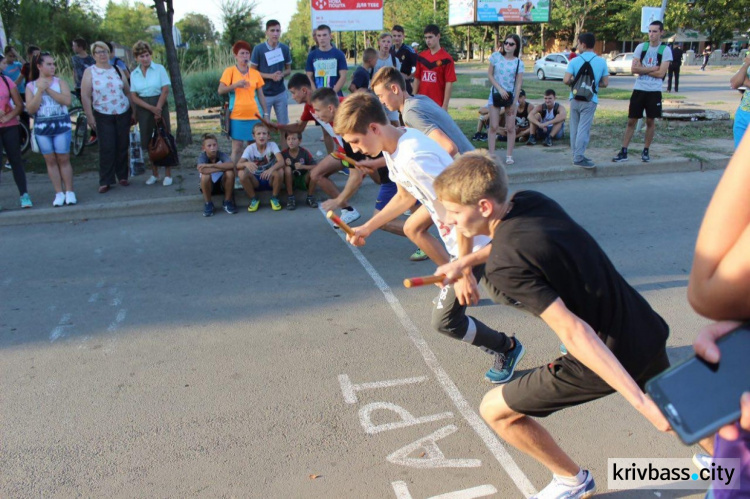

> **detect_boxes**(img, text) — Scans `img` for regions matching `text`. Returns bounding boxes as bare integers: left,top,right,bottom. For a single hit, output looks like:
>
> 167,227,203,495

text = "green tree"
176,12,217,46
102,0,158,48
282,0,311,69
220,0,264,48
549,0,606,46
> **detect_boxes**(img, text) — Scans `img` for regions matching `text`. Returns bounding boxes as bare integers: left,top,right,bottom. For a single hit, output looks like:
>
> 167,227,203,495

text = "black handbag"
491,59,521,108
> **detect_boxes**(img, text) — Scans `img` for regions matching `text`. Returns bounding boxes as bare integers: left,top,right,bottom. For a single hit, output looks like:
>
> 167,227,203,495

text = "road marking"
50,313,72,342
387,425,481,468
339,374,429,404
321,211,536,497
108,309,127,332
359,402,453,434
392,481,498,499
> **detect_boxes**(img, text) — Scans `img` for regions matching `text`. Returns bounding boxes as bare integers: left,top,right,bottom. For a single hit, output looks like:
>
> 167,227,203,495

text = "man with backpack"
563,33,608,168
612,20,672,164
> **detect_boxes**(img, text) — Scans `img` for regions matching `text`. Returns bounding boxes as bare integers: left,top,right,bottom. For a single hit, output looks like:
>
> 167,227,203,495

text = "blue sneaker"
203,201,214,217
531,470,596,499
223,199,237,214
485,337,525,384
560,343,568,355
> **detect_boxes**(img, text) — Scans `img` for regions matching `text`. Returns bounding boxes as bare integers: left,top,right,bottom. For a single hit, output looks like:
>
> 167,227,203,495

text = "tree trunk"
154,0,192,146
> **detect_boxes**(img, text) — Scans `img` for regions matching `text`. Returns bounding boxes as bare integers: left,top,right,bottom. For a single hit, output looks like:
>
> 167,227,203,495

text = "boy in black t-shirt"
349,48,377,94
432,152,671,499
281,132,317,209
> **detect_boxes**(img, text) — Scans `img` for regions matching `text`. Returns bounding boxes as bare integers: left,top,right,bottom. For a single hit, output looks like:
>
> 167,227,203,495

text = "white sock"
553,469,585,486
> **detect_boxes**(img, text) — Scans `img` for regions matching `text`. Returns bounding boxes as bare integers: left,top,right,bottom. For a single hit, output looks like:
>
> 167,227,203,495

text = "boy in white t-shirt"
237,123,285,212
333,92,526,384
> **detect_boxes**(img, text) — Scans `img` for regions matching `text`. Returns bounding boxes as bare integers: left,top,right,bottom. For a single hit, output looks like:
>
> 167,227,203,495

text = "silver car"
533,53,569,80
607,52,635,75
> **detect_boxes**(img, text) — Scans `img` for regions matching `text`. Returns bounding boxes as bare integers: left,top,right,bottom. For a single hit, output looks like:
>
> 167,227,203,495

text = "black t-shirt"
392,45,416,94
485,190,669,371
351,65,370,90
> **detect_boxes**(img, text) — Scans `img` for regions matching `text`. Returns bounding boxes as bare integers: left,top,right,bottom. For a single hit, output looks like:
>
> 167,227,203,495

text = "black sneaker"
471,132,482,141
527,135,537,146
287,196,297,210
612,151,629,162
574,158,596,169
480,133,488,142
544,135,553,147
223,199,237,214
306,195,318,208
203,201,214,217
641,149,651,162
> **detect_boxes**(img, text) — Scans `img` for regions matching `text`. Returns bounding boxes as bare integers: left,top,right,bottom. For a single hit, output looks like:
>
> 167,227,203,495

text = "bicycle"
69,91,97,156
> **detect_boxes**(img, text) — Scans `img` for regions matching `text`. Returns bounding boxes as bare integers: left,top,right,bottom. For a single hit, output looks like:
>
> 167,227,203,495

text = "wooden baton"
403,275,446,288
326,210,356,237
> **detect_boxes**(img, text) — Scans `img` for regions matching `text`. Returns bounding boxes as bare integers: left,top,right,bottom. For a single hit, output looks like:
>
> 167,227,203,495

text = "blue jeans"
35,130,72,155
569,100,597,162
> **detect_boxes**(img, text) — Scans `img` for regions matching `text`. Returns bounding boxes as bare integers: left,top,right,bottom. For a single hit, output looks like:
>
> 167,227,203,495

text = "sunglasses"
504,41,516,46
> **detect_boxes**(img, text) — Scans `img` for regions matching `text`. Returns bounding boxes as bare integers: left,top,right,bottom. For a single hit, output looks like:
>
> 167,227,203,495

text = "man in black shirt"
667,43,683,92
432,152,672,499
391,25,417,95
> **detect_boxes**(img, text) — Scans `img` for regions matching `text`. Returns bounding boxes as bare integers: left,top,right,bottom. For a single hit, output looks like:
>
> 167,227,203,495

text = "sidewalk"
0,101,733,227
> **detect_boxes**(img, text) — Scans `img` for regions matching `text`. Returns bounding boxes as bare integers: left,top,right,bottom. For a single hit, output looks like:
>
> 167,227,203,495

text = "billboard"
311,0,384,32
449,0,550,26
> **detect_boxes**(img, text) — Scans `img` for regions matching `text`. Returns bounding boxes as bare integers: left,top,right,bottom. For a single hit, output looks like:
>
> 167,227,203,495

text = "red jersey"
414,48,456,107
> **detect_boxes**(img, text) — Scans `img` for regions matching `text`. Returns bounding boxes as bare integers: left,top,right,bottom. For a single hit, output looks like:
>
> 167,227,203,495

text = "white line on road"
321,211,536,497
107,309,127,332
50,313,72,342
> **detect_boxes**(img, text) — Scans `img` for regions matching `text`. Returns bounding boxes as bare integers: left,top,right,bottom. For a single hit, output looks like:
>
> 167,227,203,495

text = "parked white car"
533,53,569,80
607,52,635,75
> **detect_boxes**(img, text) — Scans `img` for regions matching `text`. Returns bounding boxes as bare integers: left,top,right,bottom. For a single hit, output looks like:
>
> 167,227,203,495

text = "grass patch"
704,101,726,105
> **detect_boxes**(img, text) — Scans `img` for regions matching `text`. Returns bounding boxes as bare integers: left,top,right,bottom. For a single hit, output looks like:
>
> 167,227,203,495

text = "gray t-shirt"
250,42,292,97
633,42,673,92
403,95,475,154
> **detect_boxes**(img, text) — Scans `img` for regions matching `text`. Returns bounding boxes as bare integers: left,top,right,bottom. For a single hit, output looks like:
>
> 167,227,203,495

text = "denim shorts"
34,130,71,155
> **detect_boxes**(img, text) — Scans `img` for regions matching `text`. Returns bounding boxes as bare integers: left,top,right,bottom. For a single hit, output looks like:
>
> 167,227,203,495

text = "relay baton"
403,275,446,288
326,210,356,237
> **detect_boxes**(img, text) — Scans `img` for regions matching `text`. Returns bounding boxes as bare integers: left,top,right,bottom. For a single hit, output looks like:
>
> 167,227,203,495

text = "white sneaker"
65,191,77,205
532,470,596,499
52,192,65,207
145,175,159,185
163,176,173,186
339,207,361,225
693,453,712,471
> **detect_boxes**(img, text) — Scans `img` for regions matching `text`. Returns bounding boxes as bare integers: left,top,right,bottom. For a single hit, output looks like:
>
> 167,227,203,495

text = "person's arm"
550,104,566,124
119,71,136,122
260,150,285,179
306,71,317,89
25,82,45,115
412,62,422,95
436,244,492,284
426,128,458,157
650,58,671,79
513,70,523,99
527,105,544,126
563,71,573,85
321,169,366,211
451,232,480,305
218,74,247,95
540,298,671,431
276,119,309,134
80,68,96,130
730,55,750,89
333,69,348,94
688,133,750,319
599,74,609,88
257,90,267,116
155,83,170,119
347,184,417,246
441,81,453,111
0,84,23,124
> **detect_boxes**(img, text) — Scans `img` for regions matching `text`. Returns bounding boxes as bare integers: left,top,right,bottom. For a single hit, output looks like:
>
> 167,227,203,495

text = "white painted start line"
321,209,537,498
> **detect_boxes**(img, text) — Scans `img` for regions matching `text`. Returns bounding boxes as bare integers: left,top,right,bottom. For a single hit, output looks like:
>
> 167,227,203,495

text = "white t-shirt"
383,128,491,258
633,42,673,92
489,52,524,93
241,142,281,173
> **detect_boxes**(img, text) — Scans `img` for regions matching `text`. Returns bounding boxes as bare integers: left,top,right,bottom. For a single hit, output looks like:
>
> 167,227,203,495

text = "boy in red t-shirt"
413,25,456,111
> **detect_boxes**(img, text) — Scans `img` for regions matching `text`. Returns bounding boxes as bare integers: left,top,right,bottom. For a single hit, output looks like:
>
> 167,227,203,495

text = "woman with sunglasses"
487,34,524,165
0,54,32,210
81,41,135,193
26,52,76,206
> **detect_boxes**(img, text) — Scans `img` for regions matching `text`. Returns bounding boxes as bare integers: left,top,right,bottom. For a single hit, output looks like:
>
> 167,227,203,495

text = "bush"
183,69,223,110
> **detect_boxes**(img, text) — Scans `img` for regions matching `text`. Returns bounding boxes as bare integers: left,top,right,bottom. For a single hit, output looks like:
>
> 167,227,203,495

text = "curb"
0,156,728,227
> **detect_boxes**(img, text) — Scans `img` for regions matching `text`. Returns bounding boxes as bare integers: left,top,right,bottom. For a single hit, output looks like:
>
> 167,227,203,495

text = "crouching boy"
197,133,237,217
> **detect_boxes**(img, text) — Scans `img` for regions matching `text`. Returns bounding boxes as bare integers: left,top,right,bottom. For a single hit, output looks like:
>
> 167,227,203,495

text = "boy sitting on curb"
196,133,237,217
237,123,285,212
281,132,317,210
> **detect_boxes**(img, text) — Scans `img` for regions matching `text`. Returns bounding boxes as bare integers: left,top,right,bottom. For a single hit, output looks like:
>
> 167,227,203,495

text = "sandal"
505,156,515,165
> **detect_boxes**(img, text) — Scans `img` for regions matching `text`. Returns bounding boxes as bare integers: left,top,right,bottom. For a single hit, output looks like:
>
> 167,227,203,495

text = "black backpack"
571,55,597,102
640,42,667,80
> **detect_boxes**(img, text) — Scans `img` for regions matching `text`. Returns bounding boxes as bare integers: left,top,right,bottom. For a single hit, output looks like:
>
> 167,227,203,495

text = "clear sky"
92,0,297,37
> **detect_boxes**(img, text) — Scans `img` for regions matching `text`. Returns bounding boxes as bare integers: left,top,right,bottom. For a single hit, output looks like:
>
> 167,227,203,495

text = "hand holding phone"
646,322,750,445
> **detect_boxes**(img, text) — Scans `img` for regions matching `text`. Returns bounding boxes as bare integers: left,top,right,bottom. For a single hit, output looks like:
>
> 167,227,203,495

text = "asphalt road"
1,170,722,498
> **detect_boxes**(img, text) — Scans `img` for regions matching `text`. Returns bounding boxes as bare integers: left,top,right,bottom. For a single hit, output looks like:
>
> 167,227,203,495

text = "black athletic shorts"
628,89,662,119
503,348,670,418
199,177,225,196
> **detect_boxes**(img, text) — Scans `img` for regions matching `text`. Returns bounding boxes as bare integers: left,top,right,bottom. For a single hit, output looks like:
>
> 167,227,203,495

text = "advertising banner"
311,0,384,32
449,0,550,25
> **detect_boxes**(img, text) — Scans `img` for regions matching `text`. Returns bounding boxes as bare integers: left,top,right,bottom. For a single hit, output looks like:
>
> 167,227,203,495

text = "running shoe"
612,151,628,162
306,195,318,208
247,198,260,212
641,149,651,163
52,192,65,207
64,192,77,205
270,197,282,211
340,207,361,224
485,338,525,384
409,248,429,261
223,199,237,214
287,196,297,210
203,201,214,217
531,470,596,499
20,193,33,208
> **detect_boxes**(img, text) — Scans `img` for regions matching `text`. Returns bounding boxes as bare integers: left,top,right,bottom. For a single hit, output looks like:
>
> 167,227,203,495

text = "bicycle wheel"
73,115,88,156
18,121,30,154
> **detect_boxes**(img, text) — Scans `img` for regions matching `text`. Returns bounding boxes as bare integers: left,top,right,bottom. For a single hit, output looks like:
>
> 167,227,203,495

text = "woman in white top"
25,53,76,206
487,34,524,165
129,40,174,186
81,41,135,194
